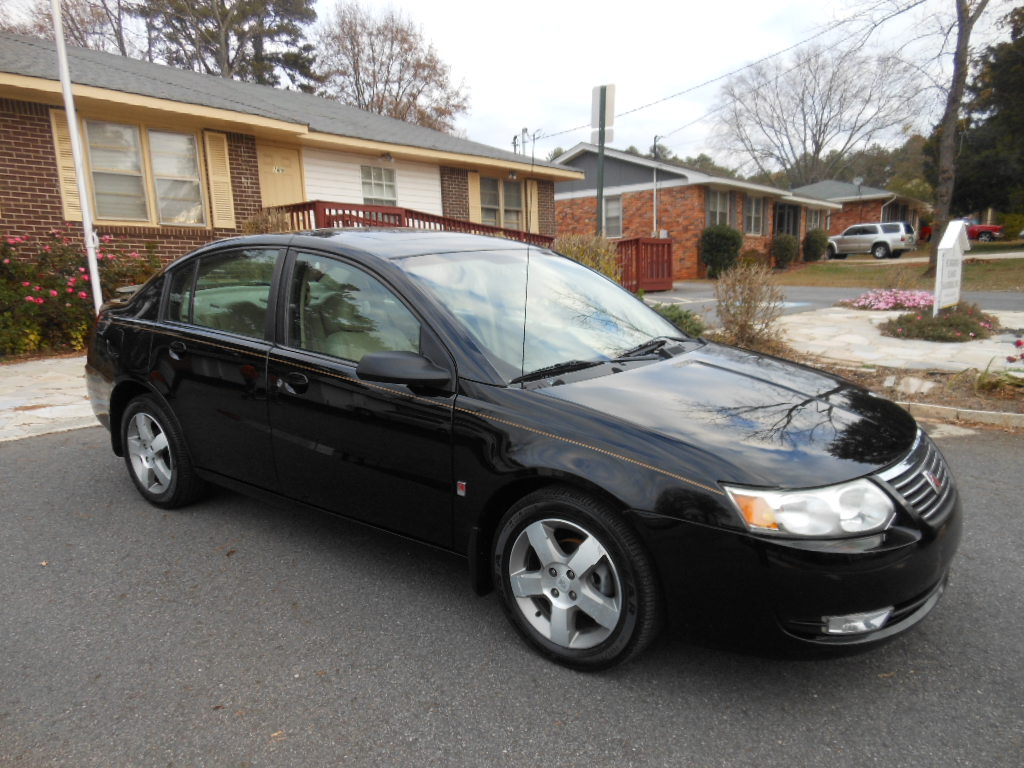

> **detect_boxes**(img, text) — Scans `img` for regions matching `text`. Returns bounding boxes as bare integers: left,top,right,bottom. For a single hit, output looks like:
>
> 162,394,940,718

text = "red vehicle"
919,221,1003,242
965,222,1004,241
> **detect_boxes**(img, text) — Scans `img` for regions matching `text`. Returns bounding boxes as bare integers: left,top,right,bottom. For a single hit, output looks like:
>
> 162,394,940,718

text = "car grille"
877,431,955,522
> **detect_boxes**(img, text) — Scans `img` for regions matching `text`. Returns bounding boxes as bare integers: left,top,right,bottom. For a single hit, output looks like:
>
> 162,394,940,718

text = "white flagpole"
50,0,103,314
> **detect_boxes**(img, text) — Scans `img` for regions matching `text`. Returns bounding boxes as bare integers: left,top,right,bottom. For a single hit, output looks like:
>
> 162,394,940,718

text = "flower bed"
839,289,935,311
1,232,160,356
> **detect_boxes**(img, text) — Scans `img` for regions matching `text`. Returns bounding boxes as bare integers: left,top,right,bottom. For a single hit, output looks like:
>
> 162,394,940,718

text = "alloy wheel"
126,411,174,495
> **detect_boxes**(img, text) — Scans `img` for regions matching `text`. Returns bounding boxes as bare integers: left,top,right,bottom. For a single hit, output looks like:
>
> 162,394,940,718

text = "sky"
313,0,945,164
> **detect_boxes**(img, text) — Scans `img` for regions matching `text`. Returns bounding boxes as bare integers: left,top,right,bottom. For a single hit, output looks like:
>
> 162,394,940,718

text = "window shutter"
204,131,236,229
527,179,539,233
49,109,82,222
467,172,482,224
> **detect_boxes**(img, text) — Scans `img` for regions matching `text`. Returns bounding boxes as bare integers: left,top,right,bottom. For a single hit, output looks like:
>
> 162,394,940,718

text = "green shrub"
999,212,1024,240
771,233,799,269
802,228,829,262
700,224,743,278
651,303,706,337
739,247,769,267
1,231,160,357
879,303,997,342
553,233,621,282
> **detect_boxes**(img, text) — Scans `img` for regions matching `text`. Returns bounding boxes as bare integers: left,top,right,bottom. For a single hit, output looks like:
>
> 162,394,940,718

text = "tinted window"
167,249,278,338
289,252,420,363
881,224,900,233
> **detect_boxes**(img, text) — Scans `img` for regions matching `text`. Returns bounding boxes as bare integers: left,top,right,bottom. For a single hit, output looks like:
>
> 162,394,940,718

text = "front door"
267,249,455,547
257,145,304,208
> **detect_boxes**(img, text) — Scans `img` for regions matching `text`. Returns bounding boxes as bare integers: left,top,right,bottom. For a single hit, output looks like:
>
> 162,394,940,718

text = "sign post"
933,220,970,316
591,85,615,237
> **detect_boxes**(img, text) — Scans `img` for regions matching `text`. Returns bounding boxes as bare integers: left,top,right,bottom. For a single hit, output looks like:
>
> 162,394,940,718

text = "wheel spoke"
577,586,621,630
548,604,575,647
150,430,168,455
525,521,564,565
151,458,172,489
509,569,544,598
135,414,155,443
126,434,144,456
567,535,604,577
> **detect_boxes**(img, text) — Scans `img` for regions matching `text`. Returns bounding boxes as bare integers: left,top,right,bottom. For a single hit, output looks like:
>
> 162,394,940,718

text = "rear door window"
165,249,279,339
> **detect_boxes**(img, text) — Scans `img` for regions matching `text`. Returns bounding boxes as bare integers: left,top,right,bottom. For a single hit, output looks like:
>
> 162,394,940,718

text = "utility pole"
592,85,614,237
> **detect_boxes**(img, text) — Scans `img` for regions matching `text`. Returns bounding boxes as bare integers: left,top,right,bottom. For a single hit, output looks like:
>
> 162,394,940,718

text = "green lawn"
771,255,1024,292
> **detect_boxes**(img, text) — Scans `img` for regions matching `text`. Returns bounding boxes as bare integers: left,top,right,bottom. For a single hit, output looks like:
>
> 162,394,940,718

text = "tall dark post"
595,85,606,237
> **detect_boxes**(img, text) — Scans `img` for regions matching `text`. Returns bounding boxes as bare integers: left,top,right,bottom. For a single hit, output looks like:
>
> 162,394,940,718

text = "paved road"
2,426,1021,767
656,283,1023,325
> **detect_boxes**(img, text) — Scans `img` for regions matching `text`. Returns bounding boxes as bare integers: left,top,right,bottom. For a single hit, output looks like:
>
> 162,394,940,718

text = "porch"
269,201,674,292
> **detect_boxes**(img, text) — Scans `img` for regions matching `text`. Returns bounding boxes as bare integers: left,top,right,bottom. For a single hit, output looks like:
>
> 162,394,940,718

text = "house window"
150,131,205,224
604,196,622,238
84,120,206,225
744,195,764,235
361,166,397,205
480,178,525,229
706,189,731,226
806,209,824,230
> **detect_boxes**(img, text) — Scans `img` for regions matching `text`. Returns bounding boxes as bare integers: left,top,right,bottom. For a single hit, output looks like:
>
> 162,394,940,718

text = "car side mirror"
357,351,452,389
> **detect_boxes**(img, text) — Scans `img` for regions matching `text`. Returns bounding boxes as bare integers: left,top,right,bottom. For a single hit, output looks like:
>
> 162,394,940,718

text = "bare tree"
713,45,924,187
314,1,468,133
1,0,137,54
839,0,994,272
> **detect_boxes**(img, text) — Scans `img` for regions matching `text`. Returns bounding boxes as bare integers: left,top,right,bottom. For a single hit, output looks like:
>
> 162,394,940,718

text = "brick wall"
439,167,469,221
0,99,67,243
536,180,555,237
831,200,886,234
0,98,260,265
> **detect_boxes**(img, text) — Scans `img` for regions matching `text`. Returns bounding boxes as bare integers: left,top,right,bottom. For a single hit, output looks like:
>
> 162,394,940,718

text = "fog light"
824,608,893,635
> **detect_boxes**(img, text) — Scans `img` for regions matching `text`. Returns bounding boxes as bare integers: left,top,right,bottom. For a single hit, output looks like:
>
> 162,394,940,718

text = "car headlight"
724,479,895,538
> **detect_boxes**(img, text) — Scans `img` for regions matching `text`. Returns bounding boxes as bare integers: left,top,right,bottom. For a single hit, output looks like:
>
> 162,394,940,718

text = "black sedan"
85,230,962,669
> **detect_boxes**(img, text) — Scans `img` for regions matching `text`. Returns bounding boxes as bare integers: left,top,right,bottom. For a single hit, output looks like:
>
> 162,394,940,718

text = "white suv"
827,222,917,260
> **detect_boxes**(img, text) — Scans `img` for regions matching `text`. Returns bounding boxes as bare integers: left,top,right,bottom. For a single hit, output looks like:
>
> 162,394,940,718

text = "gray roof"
791,180,894,201
0,32,559,169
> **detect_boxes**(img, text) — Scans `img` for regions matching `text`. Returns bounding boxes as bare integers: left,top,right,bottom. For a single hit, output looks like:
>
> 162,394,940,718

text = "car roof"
189,229,539,262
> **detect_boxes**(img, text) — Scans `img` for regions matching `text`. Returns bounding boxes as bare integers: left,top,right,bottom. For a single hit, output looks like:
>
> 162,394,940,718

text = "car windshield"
398,248,685,383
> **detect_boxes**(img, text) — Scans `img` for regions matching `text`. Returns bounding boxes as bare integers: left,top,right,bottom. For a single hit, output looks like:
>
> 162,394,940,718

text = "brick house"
790,180,930,235
0,33,581,263
554,144,840,280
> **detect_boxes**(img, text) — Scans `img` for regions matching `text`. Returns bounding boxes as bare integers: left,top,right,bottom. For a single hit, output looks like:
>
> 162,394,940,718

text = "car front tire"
493,486,662,670
979,231,994,242
121,394,205,509
827,245,840,259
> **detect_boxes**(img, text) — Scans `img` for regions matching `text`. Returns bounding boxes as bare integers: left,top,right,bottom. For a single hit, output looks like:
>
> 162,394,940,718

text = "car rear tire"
979,231,994,242
493,486,662,670
872,243,891,259
121,394,206,509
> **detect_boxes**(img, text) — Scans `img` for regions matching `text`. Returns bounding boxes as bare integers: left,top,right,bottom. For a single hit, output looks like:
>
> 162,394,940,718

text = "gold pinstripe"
119,320,725,497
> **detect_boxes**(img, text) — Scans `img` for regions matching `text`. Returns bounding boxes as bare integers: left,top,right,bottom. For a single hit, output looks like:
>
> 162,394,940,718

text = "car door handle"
169,340,187,360
278,371,309,395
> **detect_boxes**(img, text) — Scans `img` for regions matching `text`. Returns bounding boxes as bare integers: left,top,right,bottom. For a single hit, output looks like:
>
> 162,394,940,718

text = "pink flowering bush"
839,289,935,311
878,302,998,343
1,231,159,356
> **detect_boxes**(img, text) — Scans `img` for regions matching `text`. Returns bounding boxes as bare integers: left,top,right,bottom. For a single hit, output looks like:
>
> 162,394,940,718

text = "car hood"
539,343,918,488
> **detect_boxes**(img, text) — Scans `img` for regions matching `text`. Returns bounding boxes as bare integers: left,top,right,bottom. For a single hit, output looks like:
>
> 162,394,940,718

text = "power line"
535,0,930,144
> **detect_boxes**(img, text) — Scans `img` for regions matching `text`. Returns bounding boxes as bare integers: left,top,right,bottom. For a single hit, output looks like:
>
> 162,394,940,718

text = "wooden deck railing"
269,200,556,248
616,237,674,292
267,201,674,291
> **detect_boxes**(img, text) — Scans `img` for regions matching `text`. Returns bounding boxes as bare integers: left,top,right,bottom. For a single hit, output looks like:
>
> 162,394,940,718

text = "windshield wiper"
616,336,684,360
510,359,605,384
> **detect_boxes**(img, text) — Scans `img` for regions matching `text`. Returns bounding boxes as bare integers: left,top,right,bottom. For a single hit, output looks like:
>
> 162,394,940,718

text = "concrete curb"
897,401,1024,429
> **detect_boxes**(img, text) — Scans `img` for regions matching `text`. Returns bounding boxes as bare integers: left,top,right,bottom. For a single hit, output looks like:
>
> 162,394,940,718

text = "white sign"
591,84,615,144
933,220,970,315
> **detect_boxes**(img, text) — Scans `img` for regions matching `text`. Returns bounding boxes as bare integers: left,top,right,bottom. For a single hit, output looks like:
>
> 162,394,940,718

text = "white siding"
303,148,443,214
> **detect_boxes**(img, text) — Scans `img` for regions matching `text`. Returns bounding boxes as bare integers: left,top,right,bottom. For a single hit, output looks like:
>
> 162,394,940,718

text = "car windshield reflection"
399,248,685,384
